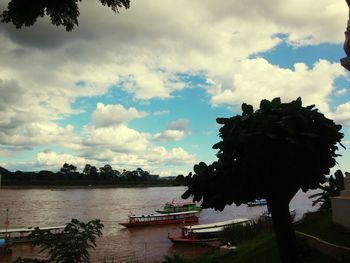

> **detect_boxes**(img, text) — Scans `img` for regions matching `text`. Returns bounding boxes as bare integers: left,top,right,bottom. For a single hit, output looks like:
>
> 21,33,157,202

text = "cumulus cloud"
210,59,345,113
154,130,188,142
37,152,89,170
92,103,147,127
328,102,350,126
167,118,189,131
0,121,80,149
154,118,191,142
79,124,150,154
0,0,349,174
36,145,197,174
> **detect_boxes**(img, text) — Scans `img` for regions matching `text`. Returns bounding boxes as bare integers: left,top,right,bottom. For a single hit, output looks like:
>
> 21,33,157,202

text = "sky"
0,0,350,177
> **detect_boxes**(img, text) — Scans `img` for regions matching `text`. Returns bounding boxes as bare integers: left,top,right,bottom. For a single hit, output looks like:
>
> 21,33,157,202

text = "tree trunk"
268,199,299,263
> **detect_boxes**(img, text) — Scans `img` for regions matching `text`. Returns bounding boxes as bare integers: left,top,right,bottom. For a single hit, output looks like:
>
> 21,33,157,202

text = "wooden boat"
168,218,251,243
0,225,66,244
155,200,201,214
247,199,267,207
119,211,200,227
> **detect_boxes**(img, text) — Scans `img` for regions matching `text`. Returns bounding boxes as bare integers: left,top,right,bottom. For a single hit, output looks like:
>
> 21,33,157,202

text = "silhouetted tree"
60,163,77,174
173,174,185,186
14,219,104,263
0,0,130,31
182,98,344,263
83,164,98,177
309,169,345,210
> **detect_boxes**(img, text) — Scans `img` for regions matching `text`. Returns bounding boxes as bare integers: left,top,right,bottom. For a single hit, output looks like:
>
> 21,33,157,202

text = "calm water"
0,187,320,262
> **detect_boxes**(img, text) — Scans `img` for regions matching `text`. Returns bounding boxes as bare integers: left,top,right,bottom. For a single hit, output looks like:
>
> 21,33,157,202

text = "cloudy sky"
0,0,350,176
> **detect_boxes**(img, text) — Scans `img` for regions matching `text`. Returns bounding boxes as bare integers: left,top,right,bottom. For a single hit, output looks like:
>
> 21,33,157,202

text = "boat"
119,211,201,227
261,209,296,221
168,218,251,243
0,225,66,244
156,200,202,214
247,199,267,207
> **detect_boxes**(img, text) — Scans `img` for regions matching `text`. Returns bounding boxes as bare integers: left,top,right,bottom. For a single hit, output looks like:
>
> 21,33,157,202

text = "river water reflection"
0,187,319,262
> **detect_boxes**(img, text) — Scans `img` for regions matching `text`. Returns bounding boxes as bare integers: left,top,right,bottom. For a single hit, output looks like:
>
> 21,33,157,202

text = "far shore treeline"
0,163,185,186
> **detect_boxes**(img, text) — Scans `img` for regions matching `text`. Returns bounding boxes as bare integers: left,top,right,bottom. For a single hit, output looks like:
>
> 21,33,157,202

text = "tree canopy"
182,97,344,263
0,0,130,31
14,219,104,263
183,97,344,209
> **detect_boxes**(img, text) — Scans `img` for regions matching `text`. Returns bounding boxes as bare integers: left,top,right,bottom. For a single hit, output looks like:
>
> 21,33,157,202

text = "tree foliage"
183,97,344,209
0,0,130,31
309,170,345,210
182,97,344,263
15,219,104,263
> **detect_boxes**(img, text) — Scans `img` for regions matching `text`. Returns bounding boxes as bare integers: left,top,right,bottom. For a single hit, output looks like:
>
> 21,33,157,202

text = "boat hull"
168,235,218,243
119,216,198,227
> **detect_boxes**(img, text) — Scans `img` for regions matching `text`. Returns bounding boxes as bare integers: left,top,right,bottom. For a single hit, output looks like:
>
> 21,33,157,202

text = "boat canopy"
129,211,200,219
183,218,250,230
0,225,66,234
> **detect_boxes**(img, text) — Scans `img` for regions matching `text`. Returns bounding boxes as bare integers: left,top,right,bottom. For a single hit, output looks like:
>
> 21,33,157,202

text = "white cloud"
0,0,349,175
334,88,347,97
92,103,147,127
80,124,150,154
0,122,80,149
153,118,191,142
154,110,170,116
36,145,197,175
36,152,89,170
167,118,189,131
328,102,350,126
210,59,345,113
154,130,187,142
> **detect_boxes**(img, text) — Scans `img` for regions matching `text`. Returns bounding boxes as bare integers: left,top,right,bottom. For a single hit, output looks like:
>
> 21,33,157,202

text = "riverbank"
178,234,340,263
0,183,177,189
168,210,349,263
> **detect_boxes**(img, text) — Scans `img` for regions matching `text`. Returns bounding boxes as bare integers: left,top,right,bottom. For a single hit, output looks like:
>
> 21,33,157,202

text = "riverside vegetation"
0,164,185,186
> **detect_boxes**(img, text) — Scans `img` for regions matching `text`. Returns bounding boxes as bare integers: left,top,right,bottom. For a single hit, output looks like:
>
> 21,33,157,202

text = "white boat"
247,199,267,207
0,225,66,244
168,218,251,243
182,218,250,231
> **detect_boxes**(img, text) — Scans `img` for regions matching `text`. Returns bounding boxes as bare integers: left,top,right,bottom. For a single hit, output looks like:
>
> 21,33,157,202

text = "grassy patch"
176,234,339,263
295,210,350,247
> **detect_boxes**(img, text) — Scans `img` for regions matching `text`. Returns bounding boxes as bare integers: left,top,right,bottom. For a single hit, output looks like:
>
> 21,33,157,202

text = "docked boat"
0,225,66,244
119,211,200,227
261,209,296,221
155,200,201,214
168,218,251,243
247,199,267,207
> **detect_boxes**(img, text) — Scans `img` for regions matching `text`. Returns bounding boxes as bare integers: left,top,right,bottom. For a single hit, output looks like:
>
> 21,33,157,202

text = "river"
0,187,320,262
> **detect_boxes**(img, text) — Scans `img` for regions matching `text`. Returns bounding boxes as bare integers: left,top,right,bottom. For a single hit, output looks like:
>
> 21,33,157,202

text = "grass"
164,234,340,263
295,210,350,247
164,210,350,263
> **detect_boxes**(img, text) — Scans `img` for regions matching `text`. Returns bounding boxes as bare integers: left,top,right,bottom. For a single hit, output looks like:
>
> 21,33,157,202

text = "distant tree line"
0,164,185,186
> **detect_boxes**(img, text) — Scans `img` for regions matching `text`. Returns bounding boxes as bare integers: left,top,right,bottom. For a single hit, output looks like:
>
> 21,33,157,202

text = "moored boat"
155,200,202,214
0,225,66,244
247,199,267,207
261,209,296,221
168,218,251,243
119,211,200,227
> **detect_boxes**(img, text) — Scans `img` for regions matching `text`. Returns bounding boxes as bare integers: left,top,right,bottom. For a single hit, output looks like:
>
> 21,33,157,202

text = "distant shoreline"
0,184,181,189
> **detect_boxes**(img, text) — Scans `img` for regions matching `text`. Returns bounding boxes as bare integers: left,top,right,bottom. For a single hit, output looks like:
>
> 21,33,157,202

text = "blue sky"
0,0,350,177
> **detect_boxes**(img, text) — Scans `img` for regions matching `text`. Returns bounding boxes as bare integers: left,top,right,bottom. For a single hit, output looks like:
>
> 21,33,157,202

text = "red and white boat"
119,211,200,227
168,218,251,243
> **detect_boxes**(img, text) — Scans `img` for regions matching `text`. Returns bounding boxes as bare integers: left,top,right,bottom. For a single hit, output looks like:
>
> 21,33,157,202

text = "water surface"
0,187,319,262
